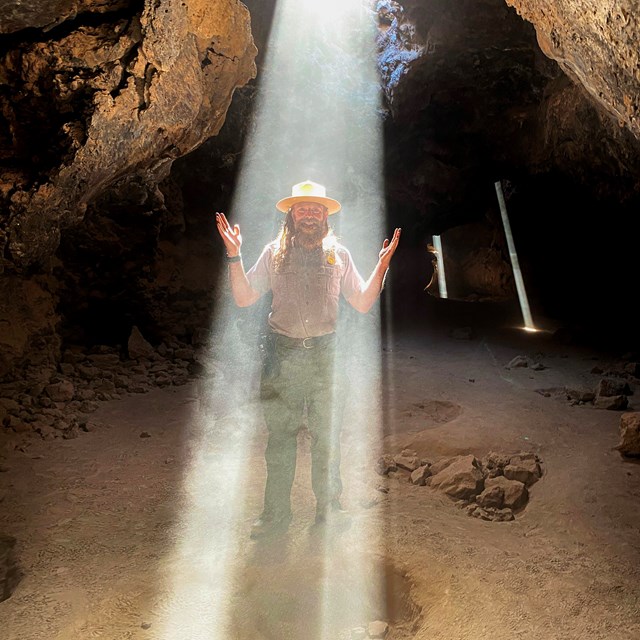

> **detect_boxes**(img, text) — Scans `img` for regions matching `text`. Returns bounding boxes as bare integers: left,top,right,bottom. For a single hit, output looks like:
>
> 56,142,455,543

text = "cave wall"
505,0,639,140
0,0,256,378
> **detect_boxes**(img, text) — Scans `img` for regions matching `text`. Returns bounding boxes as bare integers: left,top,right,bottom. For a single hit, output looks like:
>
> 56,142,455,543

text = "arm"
215,212,261,307
347,228,401,314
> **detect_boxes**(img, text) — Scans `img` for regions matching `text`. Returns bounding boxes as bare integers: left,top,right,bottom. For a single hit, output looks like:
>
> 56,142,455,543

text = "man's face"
291,201,329,247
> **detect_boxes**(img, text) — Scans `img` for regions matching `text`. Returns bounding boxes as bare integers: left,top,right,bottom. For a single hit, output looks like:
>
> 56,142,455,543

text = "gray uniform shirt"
246,240,364,339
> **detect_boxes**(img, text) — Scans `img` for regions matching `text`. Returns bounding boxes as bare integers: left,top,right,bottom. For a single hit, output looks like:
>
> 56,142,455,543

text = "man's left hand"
379,228,401,269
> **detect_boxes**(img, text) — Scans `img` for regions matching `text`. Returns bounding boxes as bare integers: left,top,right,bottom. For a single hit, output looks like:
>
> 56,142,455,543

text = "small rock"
394,449,420,472
531,363,546,371
141,621,152,630
617,412,640,457
485,476,528,510
476,486,504,509
375,455,397,476
429,455,484,500
368,620,389,638
596,378,631,398
506,355,531,369
351,627,367,639
62,426,79,440
566,388,596,403
140,431,152,438
410,465,432,486
594,395,628,410
128,326,155,360
503,460,541,486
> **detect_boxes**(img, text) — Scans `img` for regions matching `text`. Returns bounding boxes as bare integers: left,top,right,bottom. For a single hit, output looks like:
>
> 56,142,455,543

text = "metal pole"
432,235,448,299
494,180,536,330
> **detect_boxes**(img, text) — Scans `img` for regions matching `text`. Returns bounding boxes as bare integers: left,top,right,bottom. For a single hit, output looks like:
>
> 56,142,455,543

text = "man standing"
216,180,400,538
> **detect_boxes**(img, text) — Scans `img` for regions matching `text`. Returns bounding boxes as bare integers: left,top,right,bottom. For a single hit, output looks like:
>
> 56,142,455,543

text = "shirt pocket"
318,265,341,298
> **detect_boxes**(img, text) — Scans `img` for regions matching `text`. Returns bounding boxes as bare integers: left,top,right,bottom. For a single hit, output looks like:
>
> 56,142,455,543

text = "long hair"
273,210,337,273
273,211,296,273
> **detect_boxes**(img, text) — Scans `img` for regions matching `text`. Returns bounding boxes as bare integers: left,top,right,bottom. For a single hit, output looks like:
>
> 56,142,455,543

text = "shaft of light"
158,0,390,637
432,235,448,299
494,180,536,331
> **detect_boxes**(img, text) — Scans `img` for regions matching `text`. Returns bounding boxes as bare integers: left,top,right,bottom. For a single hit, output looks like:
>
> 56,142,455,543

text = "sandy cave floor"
1,319,640,640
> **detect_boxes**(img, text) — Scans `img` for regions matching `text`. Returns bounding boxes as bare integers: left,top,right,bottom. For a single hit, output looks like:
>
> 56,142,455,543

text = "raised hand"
379,227,401,269
215,212,242,257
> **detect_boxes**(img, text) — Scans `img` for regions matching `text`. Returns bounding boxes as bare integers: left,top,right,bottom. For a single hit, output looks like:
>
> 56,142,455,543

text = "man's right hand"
215,212,242,257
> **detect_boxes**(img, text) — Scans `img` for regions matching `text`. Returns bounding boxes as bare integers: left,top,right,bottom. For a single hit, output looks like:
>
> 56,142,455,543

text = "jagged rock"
76,364,100,380
482,451,511,470
596,378,632,398
476,486,505,509
128,326,155,360
44,380,75,402
566,388,596,403
617,412,640,457
376,454,398,476
505,0,640,140
410,465,432,486
503,459,541,486
594,395,628,411
430,455,484,500
485,476,528,510
394,449,420,471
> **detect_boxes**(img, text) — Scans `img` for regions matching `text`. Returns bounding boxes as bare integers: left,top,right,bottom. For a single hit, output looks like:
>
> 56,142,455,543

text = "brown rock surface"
505,0,640,140
617,412,640,457
1,0,257,268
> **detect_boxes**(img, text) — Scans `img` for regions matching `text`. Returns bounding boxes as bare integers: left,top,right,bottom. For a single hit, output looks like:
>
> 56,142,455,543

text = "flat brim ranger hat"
276,180,341,215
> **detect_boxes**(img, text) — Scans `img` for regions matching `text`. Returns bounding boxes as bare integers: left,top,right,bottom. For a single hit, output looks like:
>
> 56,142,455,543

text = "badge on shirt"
325,248,336,265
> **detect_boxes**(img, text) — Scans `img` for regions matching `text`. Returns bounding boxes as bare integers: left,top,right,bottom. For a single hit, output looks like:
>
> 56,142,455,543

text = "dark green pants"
259,334,346,519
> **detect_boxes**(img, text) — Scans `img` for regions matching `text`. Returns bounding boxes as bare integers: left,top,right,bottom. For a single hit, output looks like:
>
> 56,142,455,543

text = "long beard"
294,219,329,250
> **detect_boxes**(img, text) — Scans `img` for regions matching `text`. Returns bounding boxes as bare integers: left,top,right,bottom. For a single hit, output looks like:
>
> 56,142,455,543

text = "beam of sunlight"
432,234,448,299
494,180,536,332
159,1,391,638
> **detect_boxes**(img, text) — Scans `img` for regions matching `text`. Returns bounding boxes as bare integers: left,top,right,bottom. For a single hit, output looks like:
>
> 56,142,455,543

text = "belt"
272,332,336,350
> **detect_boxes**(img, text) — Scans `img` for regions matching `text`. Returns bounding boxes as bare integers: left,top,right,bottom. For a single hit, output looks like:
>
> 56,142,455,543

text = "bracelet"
226,253,242,263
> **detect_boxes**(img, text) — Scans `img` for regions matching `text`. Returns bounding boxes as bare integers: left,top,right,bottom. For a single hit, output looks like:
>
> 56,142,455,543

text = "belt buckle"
302,337,314,349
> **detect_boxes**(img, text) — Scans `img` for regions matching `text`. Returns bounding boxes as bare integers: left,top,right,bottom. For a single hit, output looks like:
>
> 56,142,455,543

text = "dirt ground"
1,312,640,640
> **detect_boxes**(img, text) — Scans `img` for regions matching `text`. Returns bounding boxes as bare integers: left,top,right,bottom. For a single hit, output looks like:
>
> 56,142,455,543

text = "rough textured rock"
485,475,528,510
1,0,257,269
505,0,640,140
0,0,256,375
429,454,484,500
0,275,60,380
617,412,640,457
